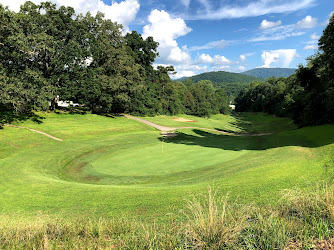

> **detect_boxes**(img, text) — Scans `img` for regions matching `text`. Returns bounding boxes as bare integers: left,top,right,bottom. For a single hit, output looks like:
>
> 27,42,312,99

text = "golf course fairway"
0,111,334,221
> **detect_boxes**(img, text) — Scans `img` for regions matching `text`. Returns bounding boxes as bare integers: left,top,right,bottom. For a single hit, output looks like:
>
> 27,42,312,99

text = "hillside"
182,71,262,84
242,68,296,79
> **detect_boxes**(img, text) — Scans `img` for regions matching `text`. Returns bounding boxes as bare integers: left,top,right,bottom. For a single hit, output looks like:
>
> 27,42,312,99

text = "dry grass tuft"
183,187,245,249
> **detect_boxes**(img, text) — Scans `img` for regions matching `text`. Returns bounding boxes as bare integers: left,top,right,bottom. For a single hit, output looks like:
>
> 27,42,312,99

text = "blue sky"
2,0,334,78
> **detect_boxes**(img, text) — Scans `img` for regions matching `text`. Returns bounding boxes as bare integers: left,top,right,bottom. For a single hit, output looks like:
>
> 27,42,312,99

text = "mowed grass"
0,111,334,222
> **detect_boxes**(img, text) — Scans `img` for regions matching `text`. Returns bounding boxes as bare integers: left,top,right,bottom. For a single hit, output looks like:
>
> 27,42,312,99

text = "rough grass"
1,185,334,249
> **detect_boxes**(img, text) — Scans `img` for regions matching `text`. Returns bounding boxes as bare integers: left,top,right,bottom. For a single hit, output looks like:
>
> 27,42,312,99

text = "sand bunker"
161,132,178,137
172,118,197,122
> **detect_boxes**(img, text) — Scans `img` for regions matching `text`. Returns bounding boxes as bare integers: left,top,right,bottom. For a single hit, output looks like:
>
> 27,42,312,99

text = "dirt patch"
4,124,62,141
285,239,334,249
172,118,197,122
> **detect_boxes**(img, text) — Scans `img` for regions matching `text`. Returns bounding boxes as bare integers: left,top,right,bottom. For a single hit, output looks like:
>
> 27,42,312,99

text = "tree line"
235,14,334,127
0,1,229,117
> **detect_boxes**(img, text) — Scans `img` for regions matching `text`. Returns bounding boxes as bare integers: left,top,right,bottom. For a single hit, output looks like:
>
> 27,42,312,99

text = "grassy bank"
1,110,334,247
1,185,334,249
1,111,334,220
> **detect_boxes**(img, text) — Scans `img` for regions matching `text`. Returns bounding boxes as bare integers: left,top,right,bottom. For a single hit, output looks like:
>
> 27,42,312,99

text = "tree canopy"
0,1,229,118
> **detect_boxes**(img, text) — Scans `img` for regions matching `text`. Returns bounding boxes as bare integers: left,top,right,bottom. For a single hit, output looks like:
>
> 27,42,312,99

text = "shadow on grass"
54,107,89,115
162,128,333,151
0,109,45,127
54,107,117,118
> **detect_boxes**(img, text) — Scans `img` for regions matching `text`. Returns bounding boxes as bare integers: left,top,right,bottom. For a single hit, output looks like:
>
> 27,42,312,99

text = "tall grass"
1,184,334,249
183,187,245,249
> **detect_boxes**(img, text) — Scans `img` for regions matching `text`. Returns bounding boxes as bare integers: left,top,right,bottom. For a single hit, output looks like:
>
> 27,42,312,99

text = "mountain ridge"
242,68,296,79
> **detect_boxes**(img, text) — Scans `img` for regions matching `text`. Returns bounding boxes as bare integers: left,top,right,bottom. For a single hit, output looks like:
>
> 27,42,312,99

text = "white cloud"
237,66,247,71
260,49,297,68
0,0,140,33
296,15,317,29
188,39,232,51
143,9,192,65
310,33,320,40
197,54,214,64
259,19,282,30
167,47,191,63
303,33,319,50
196,54,231,65
322,11,334,26
304,45,317,50
213,55,230,65
183,0,315,20
171,64,208,79
211,65,232,71
249,24,305,42
239,55,247,62
250,16,317,42
180,0,191,8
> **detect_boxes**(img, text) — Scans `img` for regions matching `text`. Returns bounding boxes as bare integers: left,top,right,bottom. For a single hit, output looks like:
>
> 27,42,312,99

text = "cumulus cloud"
167,47,191,63
143,9,192,65
197,54,214,64
182,0,315,20
0,0,140,33
260,49,297,68
213,55,231,65
172,64,208,78
259,19,282,30
296,15,318,29
196,54,231,65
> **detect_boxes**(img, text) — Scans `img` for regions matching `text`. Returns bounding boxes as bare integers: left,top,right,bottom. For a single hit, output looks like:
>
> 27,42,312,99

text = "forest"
0,1,229,118
235,13,334,127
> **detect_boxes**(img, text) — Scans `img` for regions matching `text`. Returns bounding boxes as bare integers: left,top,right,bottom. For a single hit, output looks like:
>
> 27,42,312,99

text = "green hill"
242,68,296,79
178,71,262,103
182,71,261,84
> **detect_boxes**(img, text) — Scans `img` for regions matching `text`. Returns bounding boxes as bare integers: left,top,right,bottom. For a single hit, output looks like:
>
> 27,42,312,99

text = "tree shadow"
0,109,45,128
161,128,330,151
54,107,89,115
53,107,118,118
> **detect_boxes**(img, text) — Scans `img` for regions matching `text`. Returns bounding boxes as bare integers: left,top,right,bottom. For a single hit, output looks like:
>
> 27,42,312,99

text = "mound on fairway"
0,112,334,221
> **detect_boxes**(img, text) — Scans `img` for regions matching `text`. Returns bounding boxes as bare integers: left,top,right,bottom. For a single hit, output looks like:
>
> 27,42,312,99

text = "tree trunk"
50,95,58,111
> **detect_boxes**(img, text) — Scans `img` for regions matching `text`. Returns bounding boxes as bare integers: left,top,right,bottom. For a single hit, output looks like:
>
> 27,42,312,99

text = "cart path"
3,124,63,141
122,114,270,137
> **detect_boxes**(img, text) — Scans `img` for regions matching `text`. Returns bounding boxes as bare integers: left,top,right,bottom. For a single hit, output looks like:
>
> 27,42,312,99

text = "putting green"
88,142,247,177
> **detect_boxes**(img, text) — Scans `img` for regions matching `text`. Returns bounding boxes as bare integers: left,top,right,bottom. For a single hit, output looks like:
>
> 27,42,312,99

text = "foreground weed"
183,187,245,249
238,210,290,249
279,183,334,243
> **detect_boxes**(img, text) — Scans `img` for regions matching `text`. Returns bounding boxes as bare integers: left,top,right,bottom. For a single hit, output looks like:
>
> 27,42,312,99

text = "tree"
124,31,159,74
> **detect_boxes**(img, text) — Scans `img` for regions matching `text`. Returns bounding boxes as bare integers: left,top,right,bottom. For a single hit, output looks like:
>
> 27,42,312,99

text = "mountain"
180,71,261,84
242,68,296,79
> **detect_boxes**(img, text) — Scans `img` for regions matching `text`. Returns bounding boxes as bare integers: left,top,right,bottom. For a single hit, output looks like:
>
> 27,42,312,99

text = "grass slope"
0,111,333,223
